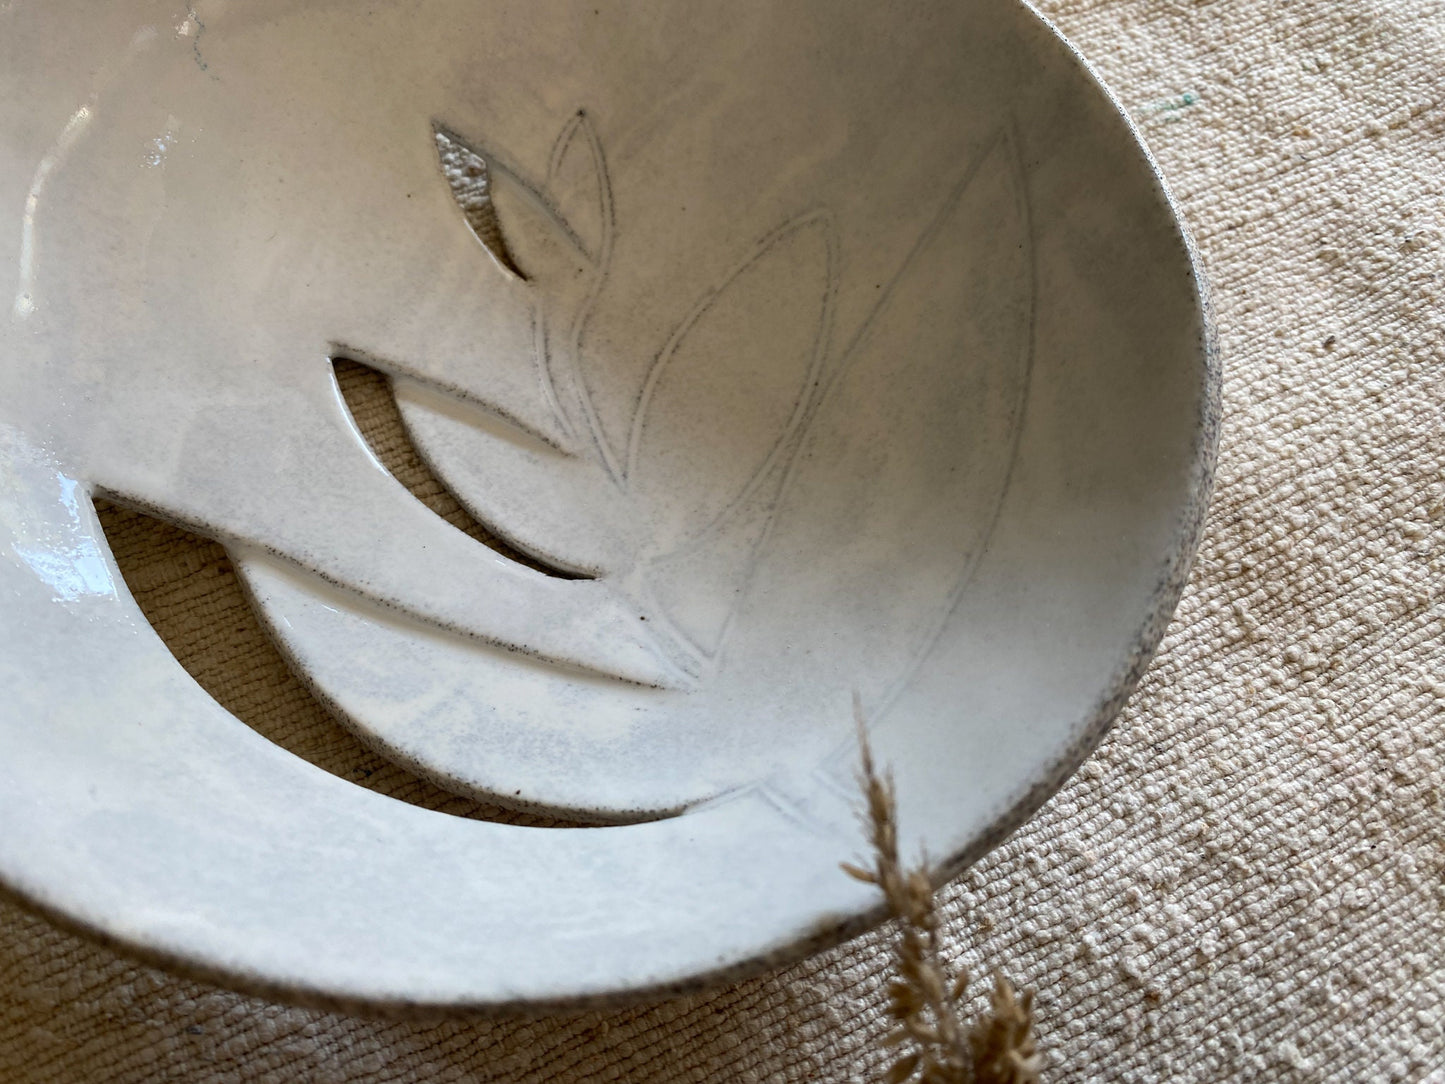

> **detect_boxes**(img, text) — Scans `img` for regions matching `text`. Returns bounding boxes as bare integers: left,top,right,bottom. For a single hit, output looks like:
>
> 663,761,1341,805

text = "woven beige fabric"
4,0,1444,1079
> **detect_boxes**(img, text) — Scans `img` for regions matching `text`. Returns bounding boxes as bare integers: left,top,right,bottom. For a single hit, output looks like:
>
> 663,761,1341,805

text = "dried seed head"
950,968,971,1003
885,1052,922,1084
849,698,1041,1084
969,973,1042,1084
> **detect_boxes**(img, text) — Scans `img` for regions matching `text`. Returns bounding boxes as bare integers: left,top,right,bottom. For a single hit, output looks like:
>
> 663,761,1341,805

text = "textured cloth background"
3,0,1444,1079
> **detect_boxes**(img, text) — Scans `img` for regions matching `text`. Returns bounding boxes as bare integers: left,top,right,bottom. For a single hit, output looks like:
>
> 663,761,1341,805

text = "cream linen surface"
2,0,1443,1080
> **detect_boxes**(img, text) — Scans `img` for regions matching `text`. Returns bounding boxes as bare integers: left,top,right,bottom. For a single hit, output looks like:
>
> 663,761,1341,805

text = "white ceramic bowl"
0,0,1216,1009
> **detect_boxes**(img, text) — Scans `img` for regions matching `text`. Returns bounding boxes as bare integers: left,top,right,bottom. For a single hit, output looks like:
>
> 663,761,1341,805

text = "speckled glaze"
0,0,1218,1009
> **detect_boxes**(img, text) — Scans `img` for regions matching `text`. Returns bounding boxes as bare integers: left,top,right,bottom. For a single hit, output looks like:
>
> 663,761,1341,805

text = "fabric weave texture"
3,0,1443,1079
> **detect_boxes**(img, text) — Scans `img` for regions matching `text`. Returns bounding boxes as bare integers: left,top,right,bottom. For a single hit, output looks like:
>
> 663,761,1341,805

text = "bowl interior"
0,0,1214,1007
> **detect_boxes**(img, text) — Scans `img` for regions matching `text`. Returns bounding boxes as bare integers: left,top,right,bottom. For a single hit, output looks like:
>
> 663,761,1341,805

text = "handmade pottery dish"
0,0,1217,1009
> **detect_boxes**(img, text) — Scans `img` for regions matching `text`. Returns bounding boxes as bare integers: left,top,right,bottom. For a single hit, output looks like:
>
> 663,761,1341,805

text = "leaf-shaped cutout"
331,358,587,579
393,374,635,579
156,356,679,688
431,117,612,456
546,111,611,265
626,212,834,554
91,500,577,824
433,120,596,291
433,124,526,278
